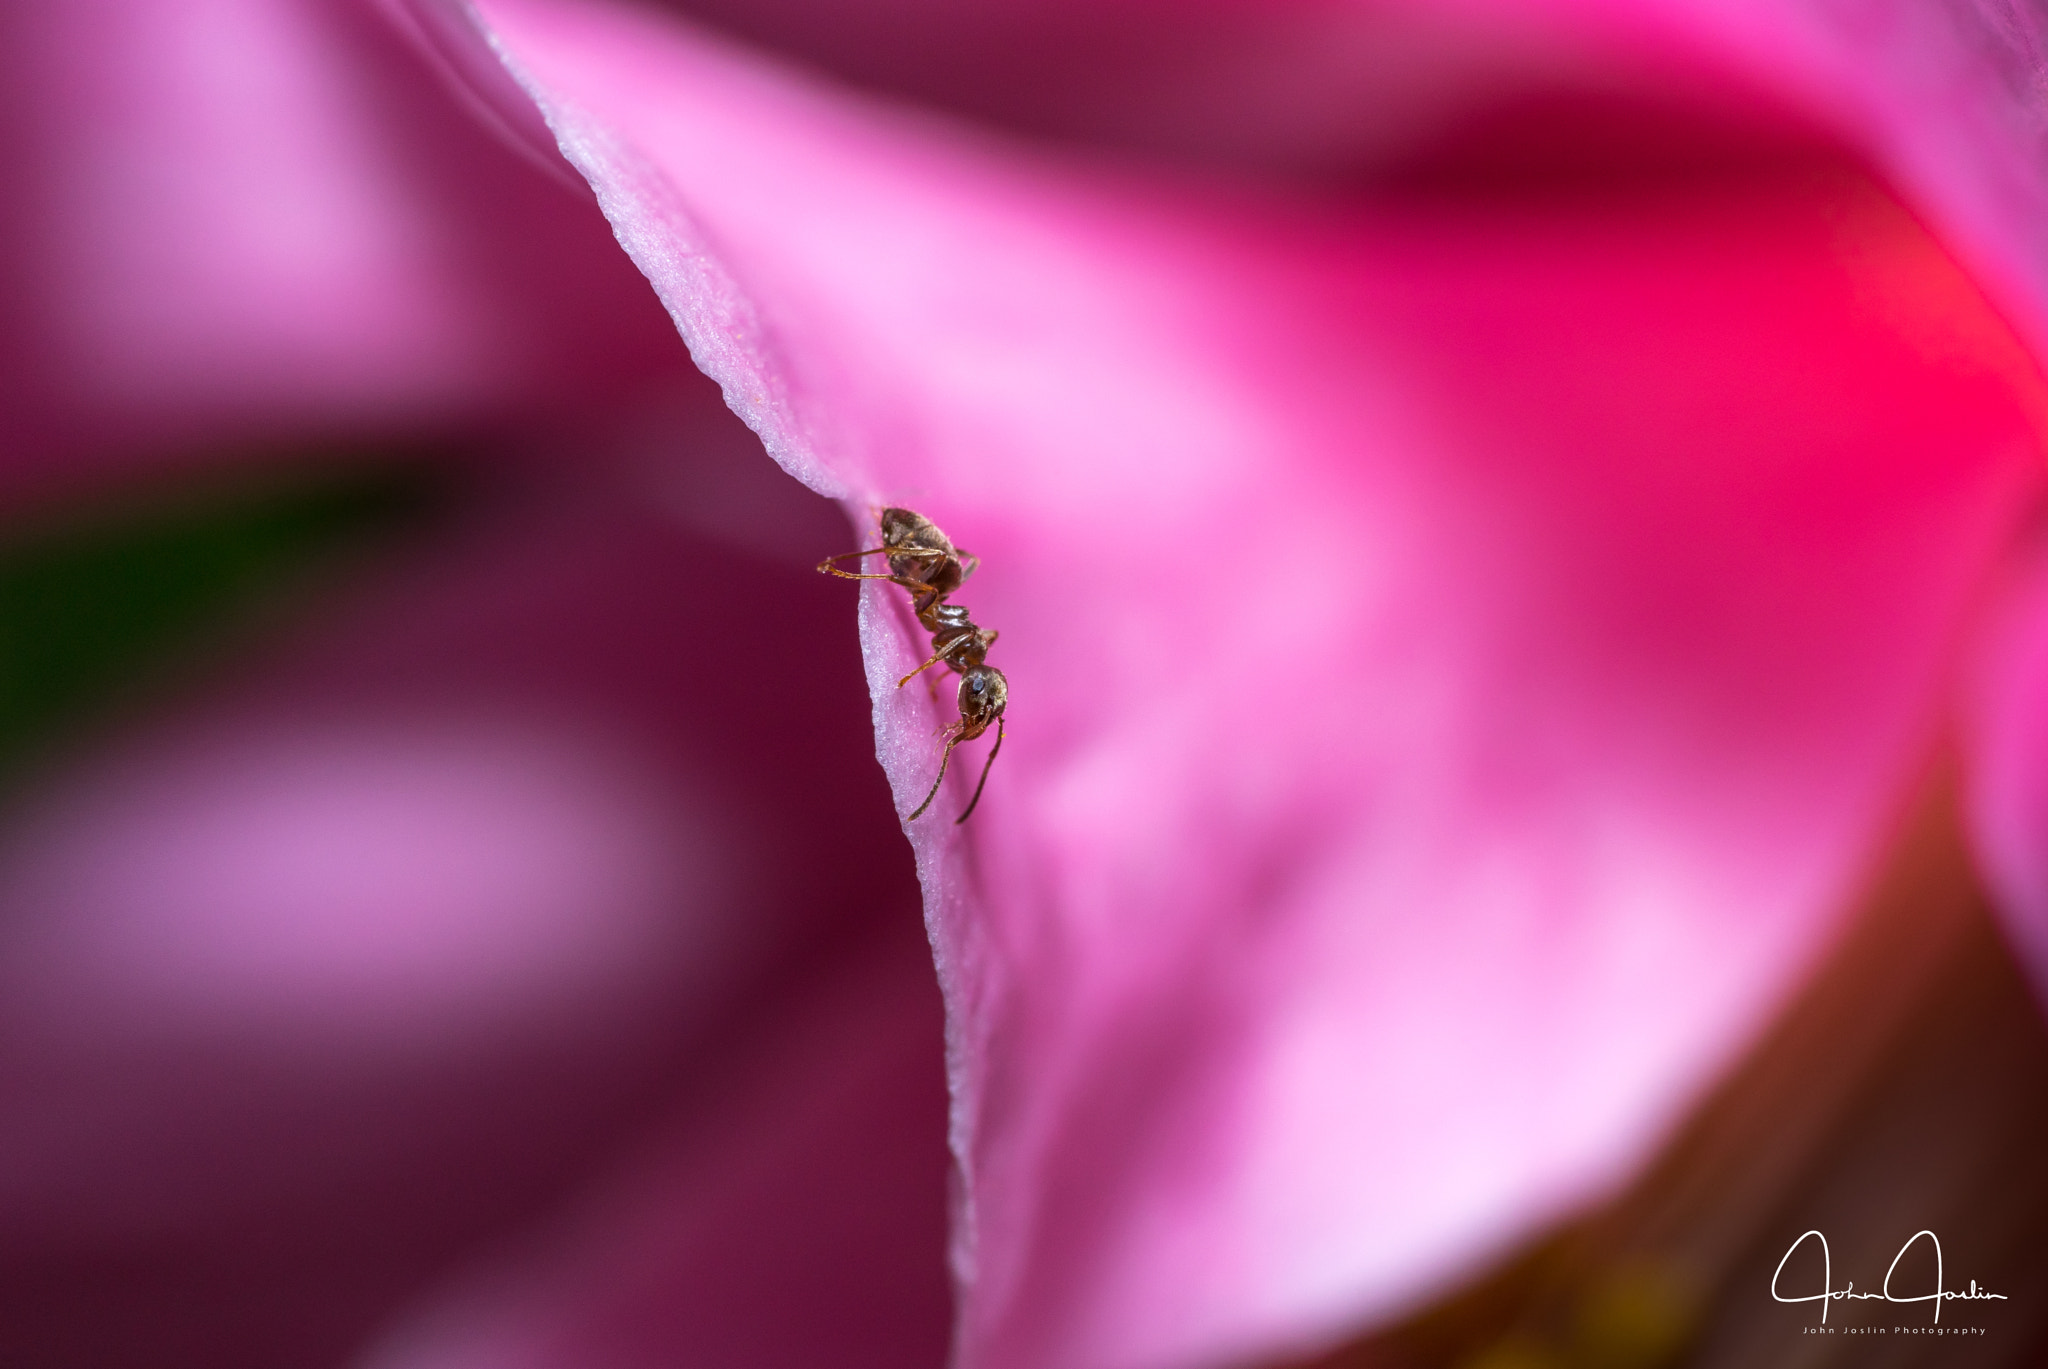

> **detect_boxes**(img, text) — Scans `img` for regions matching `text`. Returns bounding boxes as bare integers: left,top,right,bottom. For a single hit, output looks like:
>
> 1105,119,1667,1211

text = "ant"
818,507,1007,823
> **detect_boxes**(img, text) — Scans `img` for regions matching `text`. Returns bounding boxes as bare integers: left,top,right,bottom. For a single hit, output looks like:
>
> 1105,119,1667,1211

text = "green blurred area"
0,468,434,781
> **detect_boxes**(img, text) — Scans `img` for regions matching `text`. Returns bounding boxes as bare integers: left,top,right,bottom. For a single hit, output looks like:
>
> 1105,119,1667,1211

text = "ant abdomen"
877,506,968,602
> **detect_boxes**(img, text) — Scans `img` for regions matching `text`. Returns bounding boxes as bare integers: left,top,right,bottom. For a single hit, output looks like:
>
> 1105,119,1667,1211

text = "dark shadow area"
0,384,950,1369
0,460,444,792
654,0,1838,194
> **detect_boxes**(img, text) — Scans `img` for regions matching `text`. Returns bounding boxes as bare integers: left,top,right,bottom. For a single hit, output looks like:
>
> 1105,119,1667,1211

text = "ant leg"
908,731,963,821
816,546,888,575
825,572,940,600
898,650,950,689
955,715,1005,824
955,551,980,584
897,637,973,688
815,546,945,579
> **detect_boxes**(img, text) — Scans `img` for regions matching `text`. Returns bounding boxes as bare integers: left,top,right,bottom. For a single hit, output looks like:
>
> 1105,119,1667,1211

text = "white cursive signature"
1772,1230,2008,1324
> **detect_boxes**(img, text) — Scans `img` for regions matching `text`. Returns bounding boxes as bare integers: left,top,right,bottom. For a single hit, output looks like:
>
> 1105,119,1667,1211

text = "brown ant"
818,507,1007,823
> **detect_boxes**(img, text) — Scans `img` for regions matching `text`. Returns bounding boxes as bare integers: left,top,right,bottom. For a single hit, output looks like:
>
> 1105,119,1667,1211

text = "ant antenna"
908,730,962,821
955,715,1004,824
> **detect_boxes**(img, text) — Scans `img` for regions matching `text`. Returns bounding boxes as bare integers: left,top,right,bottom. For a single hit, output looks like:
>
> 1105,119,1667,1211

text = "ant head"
959,666,1008,728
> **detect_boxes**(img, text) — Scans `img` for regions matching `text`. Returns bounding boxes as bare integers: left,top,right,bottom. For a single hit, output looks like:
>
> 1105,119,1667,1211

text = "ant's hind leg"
815,546,945,579
897,638,971,689
817,567,945,605
908,733,963,821
955,716,1004,824
815,546,888,576
897,650,949,689
903,627,994,690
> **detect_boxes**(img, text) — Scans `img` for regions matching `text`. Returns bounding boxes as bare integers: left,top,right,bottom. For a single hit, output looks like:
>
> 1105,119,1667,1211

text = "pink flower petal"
612,0,2048,355
459,4,2048,1366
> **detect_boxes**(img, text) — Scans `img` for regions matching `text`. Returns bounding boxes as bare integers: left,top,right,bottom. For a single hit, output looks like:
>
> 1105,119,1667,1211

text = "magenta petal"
466,3,2046,1366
